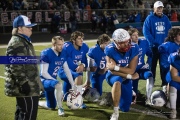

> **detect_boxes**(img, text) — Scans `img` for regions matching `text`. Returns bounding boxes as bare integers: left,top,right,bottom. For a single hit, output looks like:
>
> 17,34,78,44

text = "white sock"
169,86,177,110
114,107,119,114
77,85,83,94
54,83,63,108
146,77,154,99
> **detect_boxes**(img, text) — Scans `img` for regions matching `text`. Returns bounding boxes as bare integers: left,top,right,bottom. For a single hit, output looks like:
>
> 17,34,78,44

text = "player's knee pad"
144,71,153,79
170,86,177,93
55,82,62,91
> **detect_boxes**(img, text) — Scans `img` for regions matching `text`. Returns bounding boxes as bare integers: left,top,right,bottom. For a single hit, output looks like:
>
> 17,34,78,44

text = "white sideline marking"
0,37,145,48
0,40,97,48
0,76,5,79
35,50,42,52
130,107,167,119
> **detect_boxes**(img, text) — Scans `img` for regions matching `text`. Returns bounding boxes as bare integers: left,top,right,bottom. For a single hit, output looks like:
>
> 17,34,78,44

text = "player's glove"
19,81,31,95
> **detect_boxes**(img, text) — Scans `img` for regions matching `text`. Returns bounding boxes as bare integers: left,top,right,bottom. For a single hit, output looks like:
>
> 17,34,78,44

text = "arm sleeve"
63,61,75,87
85,56,95,83
81,43,89,68
40,62,56,80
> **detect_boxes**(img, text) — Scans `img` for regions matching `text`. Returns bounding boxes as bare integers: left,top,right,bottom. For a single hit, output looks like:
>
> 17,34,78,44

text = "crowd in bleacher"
0,0,180,22
0,0,180,33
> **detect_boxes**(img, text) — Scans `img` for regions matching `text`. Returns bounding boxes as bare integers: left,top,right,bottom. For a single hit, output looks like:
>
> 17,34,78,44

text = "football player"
158,28,180,94
105,29,139,120
128,28,154,105
168,49,180,119
39,36,76,116
84,34,111,97
58,31,89,109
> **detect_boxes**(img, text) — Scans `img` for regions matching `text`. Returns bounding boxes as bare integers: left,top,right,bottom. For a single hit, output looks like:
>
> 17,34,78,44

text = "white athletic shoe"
38,101,48,108
58,107,65,116
145,99,152,106
38,101,55,110
110,113,119,120
170,109,177,119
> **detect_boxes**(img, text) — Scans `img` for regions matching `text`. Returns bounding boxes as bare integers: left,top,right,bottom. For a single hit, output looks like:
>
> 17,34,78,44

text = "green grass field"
0,41,178,120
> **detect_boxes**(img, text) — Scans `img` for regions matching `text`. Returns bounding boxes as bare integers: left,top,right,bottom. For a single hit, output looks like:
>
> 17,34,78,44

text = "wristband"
114,65,120,71
126,74,132,79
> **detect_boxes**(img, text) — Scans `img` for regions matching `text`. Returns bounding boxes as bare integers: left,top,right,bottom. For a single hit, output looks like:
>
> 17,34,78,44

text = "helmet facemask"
114,39,132,53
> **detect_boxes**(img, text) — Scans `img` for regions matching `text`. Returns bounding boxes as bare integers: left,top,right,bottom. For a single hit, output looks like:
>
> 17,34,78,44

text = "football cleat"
80,103,87,109
58,107,65,116
110,113,119,120
169,109,177,119
38,101,55,110
145,99,152,106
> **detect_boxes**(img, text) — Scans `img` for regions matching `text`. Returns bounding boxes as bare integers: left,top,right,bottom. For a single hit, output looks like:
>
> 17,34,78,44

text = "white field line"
0,76,5,79
0,39,97,48
35,50,42,52
130,107,168,119
0,36,145,48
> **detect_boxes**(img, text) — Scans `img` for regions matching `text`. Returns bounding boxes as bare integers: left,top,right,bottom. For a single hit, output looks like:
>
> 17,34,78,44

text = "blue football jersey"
105,42,139,68
159,41,180,68
88,44,106,74
136,39,152,70
168,51,180,71
40,48,67,79
61,41,89,71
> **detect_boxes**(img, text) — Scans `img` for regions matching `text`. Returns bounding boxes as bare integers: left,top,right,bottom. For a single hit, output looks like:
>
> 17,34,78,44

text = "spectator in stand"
21,0,29,10
13,0,21,10
0,0,8,11
90,11,98,33
110,11,118,33
74,1,80,11
100,11,108,33
85,4,91,21
90,0,101,9
78,0,86,10
134,11,141,22
39,0,49,10
69,11,77,32
171,10,178,21
51,14,61,33
144,1,151,17
165,2,172,19
123,11,135,23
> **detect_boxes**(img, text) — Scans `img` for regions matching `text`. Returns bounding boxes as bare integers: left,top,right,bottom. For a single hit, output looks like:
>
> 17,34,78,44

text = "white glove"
141,63,149,69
